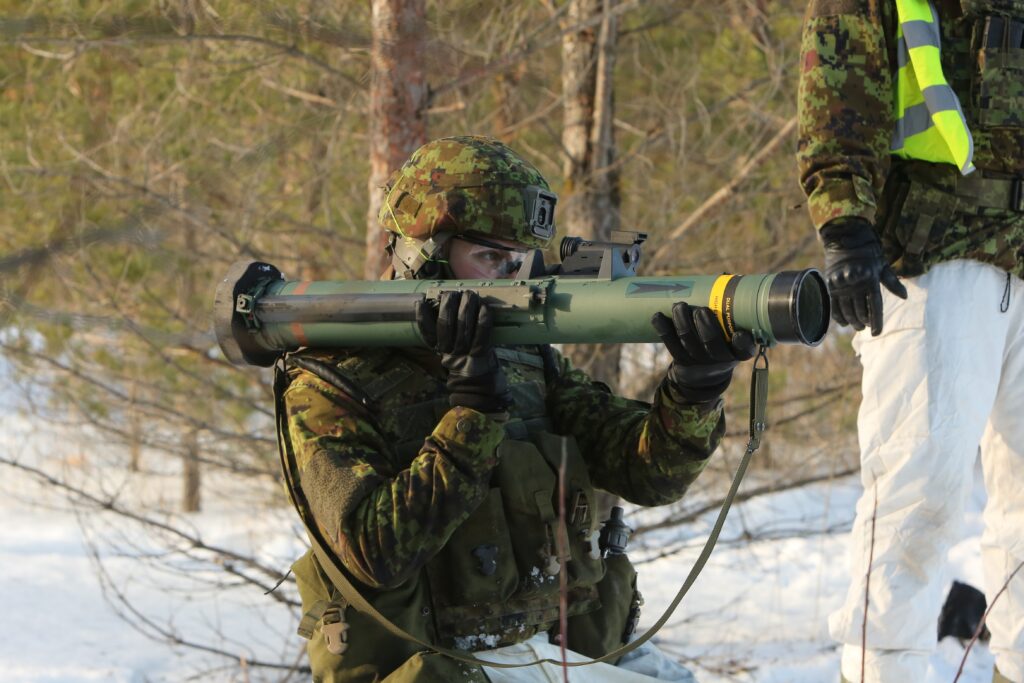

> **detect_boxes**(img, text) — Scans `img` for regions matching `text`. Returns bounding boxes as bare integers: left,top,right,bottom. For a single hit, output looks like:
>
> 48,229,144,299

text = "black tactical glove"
651,302,757,403
821,217,908,336
415,290,511,414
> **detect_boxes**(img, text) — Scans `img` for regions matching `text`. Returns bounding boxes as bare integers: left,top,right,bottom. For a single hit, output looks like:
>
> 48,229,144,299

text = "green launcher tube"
214,261,829,367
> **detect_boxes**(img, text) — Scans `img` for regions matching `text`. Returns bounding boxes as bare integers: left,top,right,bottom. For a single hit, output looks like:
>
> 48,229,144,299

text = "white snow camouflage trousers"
830,260,1024,683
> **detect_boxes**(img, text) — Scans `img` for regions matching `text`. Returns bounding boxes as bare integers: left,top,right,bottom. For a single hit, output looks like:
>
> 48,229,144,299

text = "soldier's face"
448,236,528,280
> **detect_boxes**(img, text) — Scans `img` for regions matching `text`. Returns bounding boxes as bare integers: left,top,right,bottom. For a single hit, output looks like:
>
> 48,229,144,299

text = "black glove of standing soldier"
652,302,757,403
820,217,908,336
415,290,511,414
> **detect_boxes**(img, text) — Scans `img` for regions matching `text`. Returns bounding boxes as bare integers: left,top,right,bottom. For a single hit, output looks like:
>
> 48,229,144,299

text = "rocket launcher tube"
214,260,830,368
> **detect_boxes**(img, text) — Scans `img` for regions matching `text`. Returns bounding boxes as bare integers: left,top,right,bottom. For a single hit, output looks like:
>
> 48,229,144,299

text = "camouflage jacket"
282,346,723,591
797,0,1024,278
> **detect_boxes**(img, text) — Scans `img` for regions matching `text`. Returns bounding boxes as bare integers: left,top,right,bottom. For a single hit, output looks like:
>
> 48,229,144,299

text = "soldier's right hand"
415,290,511,414
820,217,908,336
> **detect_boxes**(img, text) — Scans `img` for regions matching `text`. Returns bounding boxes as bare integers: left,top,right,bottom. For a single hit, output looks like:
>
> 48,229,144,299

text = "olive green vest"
279,346,640,683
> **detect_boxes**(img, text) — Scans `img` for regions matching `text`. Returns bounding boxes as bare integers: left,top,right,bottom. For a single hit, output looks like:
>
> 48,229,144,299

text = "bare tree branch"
0,456,292,585
648,116,798,271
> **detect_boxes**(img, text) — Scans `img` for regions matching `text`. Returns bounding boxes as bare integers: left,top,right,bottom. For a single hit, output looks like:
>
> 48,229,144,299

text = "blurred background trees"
0,0,861,677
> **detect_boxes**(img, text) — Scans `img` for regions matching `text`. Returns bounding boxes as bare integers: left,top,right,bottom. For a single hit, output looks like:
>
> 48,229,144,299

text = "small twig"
648,116,798,270
0,457,288,583
861,483,879,683
10,31,361,85
557,440,570,682
264,568,294,596
83,533,306,672
633,464,859,536
953,560,1024,683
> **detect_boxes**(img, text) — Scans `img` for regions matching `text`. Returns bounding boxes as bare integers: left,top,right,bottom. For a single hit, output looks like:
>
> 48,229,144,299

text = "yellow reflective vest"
892,0,976,175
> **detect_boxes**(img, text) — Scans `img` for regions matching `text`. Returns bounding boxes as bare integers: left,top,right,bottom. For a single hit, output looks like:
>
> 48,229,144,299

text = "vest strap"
956,173,1024,212
297,599,331,639
494,347,545,369
297,598,350,642
287,355,377,413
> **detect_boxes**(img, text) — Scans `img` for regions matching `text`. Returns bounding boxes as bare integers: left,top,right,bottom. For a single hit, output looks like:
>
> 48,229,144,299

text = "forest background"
0,1,870,680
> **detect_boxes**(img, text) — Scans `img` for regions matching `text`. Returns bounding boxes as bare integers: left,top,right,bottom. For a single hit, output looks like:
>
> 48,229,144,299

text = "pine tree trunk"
365,0,429,279
128,380,142,472
561,0,622,518
181,196,201,512
182,428,201,513
560,0,623,391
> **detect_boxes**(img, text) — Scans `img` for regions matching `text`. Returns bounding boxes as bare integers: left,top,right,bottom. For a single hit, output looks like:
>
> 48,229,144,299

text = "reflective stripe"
893,86,961,150
895,12,941,69
892,90,974,165
922,83,965,116
901,20,940,50
892,102,933,149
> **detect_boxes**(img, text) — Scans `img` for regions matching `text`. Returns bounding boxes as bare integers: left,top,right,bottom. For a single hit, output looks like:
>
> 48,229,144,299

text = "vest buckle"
322,607,350,656
569,490,590,527
1011,178,1024,213
622,590,644,642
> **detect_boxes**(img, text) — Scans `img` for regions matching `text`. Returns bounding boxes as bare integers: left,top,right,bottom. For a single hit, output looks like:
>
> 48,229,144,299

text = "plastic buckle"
570,490,589,527
622,591,644,641
321,608,350,656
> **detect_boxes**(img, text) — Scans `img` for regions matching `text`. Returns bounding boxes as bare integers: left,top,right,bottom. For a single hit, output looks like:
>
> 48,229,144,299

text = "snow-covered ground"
0,406,997,682
627,460,994,683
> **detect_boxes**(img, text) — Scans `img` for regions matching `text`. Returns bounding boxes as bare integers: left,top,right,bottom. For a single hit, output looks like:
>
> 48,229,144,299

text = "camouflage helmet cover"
378,135,557,250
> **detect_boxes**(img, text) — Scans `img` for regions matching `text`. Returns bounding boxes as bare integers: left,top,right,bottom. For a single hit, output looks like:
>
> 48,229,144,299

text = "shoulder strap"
287,355,377,412
537,344,561,387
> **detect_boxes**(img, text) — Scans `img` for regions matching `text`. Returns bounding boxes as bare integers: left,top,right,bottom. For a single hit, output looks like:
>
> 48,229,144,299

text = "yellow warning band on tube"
708,274,736,340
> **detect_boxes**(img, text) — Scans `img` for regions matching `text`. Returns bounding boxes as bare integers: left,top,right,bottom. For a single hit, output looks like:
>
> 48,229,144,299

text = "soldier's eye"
479,251,503,264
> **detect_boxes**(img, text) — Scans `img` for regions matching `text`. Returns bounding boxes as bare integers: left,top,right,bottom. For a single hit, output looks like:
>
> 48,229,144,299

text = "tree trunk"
561,0,622,519
181,177,201,512
560,0,623,391
128,379,142,472
365,0,429,279
182,427,201,513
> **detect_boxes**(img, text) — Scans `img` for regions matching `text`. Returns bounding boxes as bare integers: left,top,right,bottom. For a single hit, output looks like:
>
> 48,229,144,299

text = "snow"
0,404,998,682
0,412,306,682
627,465,994,682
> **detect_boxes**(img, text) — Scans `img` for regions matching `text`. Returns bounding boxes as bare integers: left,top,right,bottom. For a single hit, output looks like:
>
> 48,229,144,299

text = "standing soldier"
798,0,1024,681
277,136,755,681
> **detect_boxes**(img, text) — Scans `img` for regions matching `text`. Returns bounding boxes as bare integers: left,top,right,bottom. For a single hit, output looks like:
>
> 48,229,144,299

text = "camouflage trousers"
831,260,1024,683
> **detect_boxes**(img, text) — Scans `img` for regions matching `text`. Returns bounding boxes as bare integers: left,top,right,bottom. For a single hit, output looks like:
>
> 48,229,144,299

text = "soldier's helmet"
379,135,557,279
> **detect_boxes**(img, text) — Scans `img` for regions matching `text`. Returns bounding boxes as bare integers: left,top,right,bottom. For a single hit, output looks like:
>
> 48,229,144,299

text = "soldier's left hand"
651,302,757,403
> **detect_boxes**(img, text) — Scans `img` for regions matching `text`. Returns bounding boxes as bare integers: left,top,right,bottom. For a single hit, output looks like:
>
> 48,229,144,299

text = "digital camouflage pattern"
378,135,555,248
797,0,1024,279
283,350,504,589
282,345,723,590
